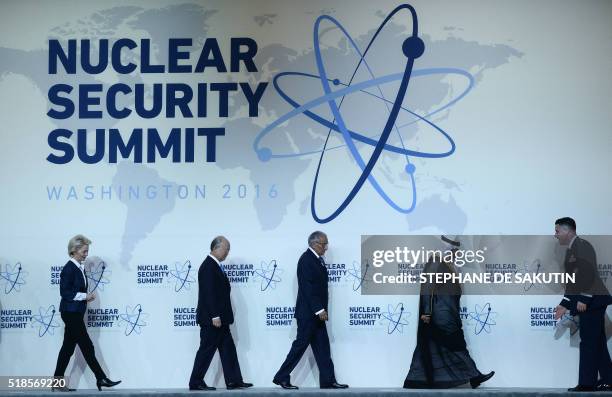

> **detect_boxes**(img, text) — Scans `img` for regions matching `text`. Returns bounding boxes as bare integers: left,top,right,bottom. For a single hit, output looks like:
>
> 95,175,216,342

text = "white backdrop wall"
1,0,611,389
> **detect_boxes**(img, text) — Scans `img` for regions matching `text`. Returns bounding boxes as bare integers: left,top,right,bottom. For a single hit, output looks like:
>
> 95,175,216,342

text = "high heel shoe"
96,378,121,391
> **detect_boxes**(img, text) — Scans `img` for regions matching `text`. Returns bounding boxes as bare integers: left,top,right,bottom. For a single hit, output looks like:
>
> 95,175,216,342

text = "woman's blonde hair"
67,234,91,256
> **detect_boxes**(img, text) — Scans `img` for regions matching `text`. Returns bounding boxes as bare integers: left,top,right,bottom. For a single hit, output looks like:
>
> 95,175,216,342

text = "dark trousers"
274,317,336,386
53,311,106,380
579,307,612,386
189,325,243,387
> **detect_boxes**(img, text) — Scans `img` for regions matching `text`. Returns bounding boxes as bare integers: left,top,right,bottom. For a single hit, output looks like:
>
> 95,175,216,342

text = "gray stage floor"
1,388,610,396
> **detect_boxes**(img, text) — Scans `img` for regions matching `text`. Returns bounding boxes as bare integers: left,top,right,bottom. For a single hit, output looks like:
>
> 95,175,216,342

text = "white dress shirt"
69,257,87,301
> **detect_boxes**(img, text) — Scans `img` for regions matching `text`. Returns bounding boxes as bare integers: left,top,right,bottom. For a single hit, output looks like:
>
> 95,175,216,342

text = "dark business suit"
274,249,336,386
189,255,243,387
54,260,106,380
559,237,612,387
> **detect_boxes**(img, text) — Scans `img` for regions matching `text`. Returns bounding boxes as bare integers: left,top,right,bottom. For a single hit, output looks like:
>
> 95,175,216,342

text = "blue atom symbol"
85,260,111,293
31,305,60,337
253,260,283,291
523,259,541,292
380,303,410,334
468,303,497,335
0,262,28,294
119,304,148,336
168,260,196,292
346,261,370,291
255,4,474,223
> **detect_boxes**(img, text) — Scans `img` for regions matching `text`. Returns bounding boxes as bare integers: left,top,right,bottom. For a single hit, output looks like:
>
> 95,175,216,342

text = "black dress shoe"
597,383,612,392
189,383,216,391
568,385,595,392
321,382,349,389
273,379,298,389
227,382,253,389
470,371,495,389
96,378,121,391
51,386,76,392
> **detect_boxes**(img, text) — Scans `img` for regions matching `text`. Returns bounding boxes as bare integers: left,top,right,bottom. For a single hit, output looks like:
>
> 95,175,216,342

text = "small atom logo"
468,303,497,335
346,261,370,291
380,302,410,334
523,259,541,292
119,304,149,336
168,260,196,292
31,305,61,337
253,260,283,291
85,259,111,293
0,262,28,294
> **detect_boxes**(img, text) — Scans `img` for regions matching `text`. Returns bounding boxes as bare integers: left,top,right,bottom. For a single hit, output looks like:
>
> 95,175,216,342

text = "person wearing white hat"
404,235,494,389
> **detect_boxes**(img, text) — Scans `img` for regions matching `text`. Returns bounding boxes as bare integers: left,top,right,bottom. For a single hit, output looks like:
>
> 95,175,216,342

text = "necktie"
319,256,326,267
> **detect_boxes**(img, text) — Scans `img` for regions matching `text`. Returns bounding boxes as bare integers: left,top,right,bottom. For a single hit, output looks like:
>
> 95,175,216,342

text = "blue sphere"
332,78,340,86
402,36,425,59
257,147,273,162
405,163,416,174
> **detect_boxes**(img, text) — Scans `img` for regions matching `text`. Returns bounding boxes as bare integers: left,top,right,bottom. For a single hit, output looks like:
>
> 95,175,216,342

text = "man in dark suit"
189,236,252,391
553,217,612,392
273,231,348,389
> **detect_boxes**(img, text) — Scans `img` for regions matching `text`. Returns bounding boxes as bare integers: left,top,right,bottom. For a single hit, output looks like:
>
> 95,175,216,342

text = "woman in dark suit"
53,234,121,391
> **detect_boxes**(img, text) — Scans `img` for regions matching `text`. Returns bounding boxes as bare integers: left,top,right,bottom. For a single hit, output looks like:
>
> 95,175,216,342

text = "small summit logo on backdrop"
86,258,112,292
31,305,61,337
221,262,255,284
252,260,283,291
265,306,295,327
463,303,497,335
348,302,410,334
1,262,28,294
118,304,149,336
168,260,196,292
136,260,195,292
1,307,33,330
346,261,370,292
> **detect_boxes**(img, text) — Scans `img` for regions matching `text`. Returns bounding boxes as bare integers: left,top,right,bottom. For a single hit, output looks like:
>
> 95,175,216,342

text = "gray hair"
308,231,326,248
68,234,91,256
210,236,228,251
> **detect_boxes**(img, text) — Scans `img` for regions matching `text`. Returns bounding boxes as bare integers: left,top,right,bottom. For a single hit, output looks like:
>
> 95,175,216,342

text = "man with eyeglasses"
273,231,349,390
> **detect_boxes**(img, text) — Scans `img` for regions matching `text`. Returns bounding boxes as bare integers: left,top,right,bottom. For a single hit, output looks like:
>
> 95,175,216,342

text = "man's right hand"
86,292,96,302
318,310,328,321
212,317,222,328
554,305,567,320
420,314,431,323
